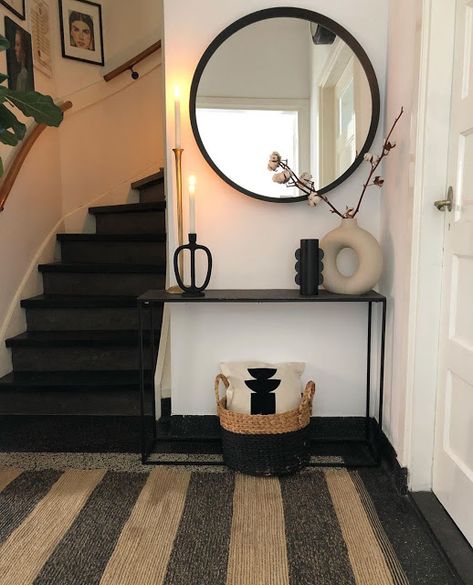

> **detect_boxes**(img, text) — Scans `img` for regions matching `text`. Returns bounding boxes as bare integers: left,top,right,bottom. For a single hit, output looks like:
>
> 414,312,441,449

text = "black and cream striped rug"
0,466,460,585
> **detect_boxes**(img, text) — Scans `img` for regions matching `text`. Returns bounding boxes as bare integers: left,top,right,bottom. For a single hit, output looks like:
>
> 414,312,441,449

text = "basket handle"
214,373,229,406
298,381,316,418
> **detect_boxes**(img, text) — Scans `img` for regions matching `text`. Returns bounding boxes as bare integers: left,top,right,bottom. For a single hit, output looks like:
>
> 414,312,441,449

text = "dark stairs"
0,170,166,420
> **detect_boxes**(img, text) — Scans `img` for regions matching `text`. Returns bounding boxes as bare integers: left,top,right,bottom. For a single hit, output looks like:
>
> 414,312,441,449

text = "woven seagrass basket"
215,374,316,476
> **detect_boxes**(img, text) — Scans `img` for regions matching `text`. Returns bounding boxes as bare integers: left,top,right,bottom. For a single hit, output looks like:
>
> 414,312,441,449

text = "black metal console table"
138,289,387,467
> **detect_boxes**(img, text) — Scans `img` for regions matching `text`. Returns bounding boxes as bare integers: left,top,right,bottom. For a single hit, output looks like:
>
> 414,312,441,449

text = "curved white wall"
0,1,65,376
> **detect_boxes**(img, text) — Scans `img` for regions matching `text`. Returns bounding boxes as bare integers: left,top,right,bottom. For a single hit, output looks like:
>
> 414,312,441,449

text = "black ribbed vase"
295,239,324,295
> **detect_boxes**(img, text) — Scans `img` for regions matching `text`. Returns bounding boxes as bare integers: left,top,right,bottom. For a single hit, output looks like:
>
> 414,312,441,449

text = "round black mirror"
190,8,380,203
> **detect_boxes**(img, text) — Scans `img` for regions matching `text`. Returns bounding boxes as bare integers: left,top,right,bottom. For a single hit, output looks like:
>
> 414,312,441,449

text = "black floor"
359,468,466,585
0,415,375,464
0,415,142,453
411,492,473,585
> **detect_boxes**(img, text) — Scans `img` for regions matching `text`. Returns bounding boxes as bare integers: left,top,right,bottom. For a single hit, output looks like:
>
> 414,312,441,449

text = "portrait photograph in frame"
0,0,26,21
4,16,35,91
58,0,104,65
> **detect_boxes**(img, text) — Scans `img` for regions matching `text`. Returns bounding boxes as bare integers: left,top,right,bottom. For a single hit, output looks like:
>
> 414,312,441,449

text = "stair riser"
0,388,151,415
60,241,166,265
25,307,163,331
11,346,154,372
4,172,168,418
139,182,165,203
42,272,165,296
95,211,165,235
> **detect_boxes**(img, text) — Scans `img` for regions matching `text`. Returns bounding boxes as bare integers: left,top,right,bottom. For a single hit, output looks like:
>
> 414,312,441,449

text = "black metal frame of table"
138,289,387,468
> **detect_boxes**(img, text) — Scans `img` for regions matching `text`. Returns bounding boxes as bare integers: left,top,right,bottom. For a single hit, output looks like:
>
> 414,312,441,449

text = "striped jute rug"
0,467,415,585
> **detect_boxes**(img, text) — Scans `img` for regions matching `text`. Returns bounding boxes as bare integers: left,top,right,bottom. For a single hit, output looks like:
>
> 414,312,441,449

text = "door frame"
404,0,456,490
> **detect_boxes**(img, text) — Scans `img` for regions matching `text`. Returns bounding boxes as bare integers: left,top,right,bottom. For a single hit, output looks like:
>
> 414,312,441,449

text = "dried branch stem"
278,161,345,218
352,107,404,217
269,107,403,218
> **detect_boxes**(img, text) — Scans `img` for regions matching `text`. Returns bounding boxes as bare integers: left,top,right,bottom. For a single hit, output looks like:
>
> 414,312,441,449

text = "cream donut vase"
320,218,383,295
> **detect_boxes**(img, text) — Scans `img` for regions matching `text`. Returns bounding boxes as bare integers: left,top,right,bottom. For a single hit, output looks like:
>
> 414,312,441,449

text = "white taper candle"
189,175,197,233
174,85,181,148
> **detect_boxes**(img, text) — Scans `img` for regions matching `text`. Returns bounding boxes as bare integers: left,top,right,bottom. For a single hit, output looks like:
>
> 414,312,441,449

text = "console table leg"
150,305,157,442
366,303,373,443
139,301,147,463
378,299,387,433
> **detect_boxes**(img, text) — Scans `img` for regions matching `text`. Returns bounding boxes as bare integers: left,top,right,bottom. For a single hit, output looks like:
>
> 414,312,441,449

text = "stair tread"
3,168,166,415
38,262,166,274
89,201,165,215
0,370,151,388
21,295,145,308
6,330,159,347
57,233,166,242
131,170,164,190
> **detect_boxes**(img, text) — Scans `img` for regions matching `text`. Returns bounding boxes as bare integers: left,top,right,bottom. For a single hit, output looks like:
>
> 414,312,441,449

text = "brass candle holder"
167,147,184,294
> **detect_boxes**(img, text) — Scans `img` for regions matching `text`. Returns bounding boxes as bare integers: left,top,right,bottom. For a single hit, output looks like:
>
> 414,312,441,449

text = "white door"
433,0,473,546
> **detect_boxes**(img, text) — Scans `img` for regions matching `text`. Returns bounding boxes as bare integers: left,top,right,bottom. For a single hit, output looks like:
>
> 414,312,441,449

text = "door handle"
434,186,453,212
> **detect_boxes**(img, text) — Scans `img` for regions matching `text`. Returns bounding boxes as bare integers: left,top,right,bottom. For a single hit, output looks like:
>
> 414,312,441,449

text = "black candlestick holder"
173,233,213,297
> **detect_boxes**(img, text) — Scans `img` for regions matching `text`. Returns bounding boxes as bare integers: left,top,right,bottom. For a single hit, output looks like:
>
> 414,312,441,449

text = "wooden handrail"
0,101,72,213
103,40,162,82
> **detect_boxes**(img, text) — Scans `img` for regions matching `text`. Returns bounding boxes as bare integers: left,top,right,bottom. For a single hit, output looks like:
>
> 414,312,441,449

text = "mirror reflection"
194,17,374,200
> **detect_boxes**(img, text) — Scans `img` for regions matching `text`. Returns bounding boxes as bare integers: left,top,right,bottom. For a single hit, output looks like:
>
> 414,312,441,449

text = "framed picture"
0,0,26,21
58,0,104,65
4,16,35,91
31,0,53,77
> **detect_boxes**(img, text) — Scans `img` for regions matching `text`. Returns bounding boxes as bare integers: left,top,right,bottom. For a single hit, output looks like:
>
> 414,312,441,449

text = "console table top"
138,289,386,304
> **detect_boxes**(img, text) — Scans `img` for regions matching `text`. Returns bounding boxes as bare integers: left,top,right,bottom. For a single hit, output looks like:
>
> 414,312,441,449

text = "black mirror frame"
189,7,381,204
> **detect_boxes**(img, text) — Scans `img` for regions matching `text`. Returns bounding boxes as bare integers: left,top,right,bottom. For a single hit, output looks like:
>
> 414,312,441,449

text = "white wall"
380,0,423,463
163,0,388,416
59,66,164,221
0,0,164,375
104,0,163,72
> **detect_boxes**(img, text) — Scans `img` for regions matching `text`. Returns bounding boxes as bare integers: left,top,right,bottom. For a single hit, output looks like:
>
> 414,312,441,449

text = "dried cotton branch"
266,107,404,218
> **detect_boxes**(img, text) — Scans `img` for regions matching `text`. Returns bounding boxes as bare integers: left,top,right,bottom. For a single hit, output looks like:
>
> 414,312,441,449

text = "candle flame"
188,175,197,194
174,85,181,100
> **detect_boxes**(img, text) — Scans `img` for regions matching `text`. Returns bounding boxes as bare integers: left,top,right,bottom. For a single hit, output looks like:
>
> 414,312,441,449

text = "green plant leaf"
0,104,27,141
0,36,10,52
0,89,64,127
0,128,20,146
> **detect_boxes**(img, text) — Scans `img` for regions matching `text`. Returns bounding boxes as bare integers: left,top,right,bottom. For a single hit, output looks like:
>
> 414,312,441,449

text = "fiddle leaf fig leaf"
0,104,27,140
0,128,20,146
1,89,64,126
0,36,63,181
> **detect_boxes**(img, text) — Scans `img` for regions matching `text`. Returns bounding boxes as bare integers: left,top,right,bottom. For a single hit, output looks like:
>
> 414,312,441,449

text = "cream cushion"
220,361,305,414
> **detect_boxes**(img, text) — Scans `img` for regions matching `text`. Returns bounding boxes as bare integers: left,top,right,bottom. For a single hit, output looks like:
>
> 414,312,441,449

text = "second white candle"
189,175,197,233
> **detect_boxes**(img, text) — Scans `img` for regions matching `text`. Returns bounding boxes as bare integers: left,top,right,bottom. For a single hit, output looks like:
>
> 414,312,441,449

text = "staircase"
0,171,166,418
